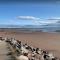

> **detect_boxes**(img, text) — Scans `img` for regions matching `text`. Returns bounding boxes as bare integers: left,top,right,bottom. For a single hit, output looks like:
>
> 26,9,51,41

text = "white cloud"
17,16,40,20
16,16,60,25
48,17,60,20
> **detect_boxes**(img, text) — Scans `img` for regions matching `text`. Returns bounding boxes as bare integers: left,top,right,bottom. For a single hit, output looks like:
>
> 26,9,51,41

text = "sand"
0,31,60,58
0,40,9,60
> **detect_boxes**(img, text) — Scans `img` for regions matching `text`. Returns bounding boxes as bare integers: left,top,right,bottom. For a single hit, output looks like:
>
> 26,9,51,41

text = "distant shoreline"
0,28,59,33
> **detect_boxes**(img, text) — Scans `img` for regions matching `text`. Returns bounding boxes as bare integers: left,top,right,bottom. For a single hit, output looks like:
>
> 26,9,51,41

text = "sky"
0,1,60,25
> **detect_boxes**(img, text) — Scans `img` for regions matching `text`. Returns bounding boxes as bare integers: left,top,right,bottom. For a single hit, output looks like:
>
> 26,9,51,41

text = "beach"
0,31,60,58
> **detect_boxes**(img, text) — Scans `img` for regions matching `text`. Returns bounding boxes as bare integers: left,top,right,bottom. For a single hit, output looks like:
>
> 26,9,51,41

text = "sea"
0,24,60,33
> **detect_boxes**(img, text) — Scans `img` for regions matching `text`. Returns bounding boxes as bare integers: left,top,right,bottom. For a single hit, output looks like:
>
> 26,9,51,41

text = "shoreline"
0,28,59,33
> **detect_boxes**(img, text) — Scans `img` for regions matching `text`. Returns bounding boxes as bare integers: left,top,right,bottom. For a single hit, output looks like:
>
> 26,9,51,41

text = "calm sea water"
0,25,60,33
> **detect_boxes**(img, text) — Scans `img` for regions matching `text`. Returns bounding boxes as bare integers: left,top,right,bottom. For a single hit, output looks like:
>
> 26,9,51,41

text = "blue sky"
0,2,60,25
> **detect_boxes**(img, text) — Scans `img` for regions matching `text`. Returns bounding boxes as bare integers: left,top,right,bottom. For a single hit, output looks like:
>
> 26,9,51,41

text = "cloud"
16,16,42,25
17,16,40,20
48,17,60,20
16,16,60,25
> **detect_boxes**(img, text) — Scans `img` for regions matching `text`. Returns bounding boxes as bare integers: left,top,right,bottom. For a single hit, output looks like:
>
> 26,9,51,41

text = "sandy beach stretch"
0,31,60,58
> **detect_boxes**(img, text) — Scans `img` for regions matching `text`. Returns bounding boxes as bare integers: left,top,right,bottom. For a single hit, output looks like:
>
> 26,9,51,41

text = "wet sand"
0,31,60,58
